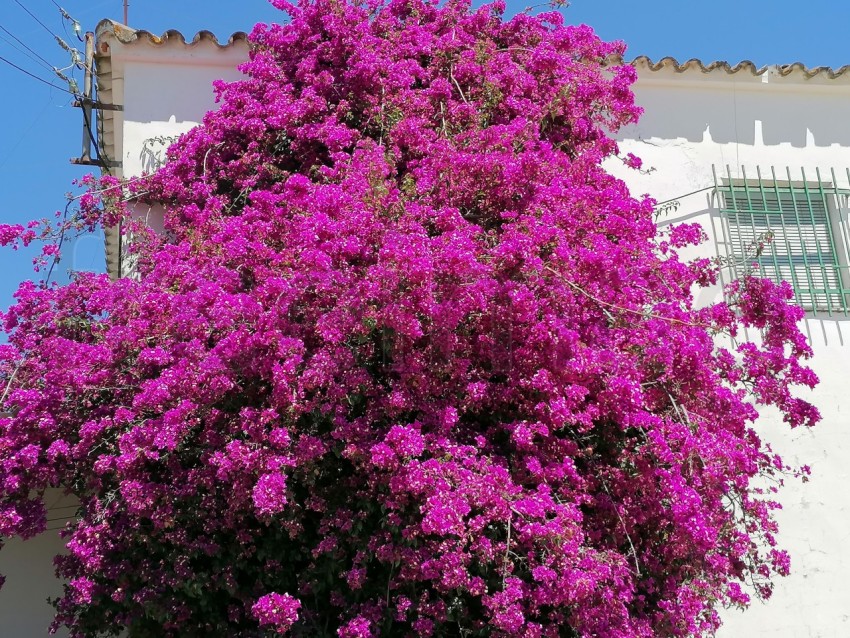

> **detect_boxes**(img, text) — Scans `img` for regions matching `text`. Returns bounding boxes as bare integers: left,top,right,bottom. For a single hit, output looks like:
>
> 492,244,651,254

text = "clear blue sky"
1,0,849,313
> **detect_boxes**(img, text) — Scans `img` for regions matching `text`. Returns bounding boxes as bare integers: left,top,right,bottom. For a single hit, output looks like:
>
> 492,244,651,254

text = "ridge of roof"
93,24,848,80
628,55,850,80
95,19,249,49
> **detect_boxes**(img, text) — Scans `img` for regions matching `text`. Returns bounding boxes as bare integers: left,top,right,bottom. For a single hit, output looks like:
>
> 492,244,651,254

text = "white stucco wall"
608,65,850,637
118,49,248,251
0,490,77,637
120,54,247,177
93,24,250,278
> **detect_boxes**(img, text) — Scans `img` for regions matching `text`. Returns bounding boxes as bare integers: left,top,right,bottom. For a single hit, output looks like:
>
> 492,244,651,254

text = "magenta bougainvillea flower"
253,592,301,632
0,0,818,636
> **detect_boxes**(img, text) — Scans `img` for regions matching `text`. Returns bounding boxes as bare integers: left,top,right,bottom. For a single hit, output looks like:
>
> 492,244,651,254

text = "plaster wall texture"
118,51,248,268
121,56,246,178
94,27,250,277
608,68,850,637
0,490,76,637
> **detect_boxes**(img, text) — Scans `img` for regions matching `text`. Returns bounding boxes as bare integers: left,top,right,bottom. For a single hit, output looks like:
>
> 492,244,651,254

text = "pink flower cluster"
0,0,818,636
252,592,301,632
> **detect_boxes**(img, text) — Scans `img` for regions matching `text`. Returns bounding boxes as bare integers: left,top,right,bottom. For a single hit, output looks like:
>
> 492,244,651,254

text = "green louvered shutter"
716,176,849,313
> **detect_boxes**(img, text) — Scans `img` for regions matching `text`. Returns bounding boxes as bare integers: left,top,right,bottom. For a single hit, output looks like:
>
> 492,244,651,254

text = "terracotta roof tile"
96,19,248,49
625,55,850,80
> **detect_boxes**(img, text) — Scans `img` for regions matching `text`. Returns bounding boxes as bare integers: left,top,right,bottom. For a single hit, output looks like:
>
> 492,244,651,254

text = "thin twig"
450,67,469,105
664,388,690,428
502,515,512,585
543,265,707,328
600,479,641,577
440,102,448,136
203,143,224,180
0,361,23,410
496,46,537,55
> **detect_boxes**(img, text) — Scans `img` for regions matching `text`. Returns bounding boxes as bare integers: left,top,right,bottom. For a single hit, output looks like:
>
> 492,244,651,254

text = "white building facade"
94,19,250,278
1,22,848,636
607,57,850,638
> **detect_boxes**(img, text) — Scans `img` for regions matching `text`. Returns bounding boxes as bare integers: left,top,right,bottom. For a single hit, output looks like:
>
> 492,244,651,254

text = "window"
715,167,850,314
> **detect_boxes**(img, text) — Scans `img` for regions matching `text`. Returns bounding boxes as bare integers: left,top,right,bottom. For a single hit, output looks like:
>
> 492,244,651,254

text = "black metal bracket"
73,99,123,112
70,157,122,168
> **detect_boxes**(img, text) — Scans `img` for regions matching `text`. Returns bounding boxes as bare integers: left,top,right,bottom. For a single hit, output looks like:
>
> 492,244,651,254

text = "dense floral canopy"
0,0,819,636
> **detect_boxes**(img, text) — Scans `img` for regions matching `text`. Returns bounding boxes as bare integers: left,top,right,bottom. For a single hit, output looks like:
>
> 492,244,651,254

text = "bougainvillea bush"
0,0,819,635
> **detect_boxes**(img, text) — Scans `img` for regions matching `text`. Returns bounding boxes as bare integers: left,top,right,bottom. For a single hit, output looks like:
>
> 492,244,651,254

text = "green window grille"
713,166,850,315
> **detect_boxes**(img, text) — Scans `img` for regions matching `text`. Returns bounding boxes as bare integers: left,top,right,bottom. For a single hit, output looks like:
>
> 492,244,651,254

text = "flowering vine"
0,0,818,636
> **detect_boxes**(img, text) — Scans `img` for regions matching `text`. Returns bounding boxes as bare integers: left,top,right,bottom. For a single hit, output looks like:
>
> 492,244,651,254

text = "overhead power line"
12,0,59,39
0,51,73,94
0,22,54,71
0,8,87,93
48,1,85,42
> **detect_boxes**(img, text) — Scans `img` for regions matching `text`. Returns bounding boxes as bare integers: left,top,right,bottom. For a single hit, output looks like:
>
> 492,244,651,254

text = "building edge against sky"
0,21,251,638
1,18,848,637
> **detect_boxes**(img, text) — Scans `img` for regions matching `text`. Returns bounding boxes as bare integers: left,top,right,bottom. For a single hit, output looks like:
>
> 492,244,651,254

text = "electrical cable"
45,198,73,284
0,22,55,71
45,86,113,283
1,31,119,281
12,0,60,39
83,65,124,275
0,31,51,73
4,6,87,86
46,503,79,512
46,0,86,43
0,98,50,172
61,15,84,44
80,90,112,172
0,51,73,93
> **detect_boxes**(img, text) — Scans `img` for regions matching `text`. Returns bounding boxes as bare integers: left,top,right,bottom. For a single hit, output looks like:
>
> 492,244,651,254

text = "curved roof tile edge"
94,24,849,79
95,19,249,49
626,55,850,80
